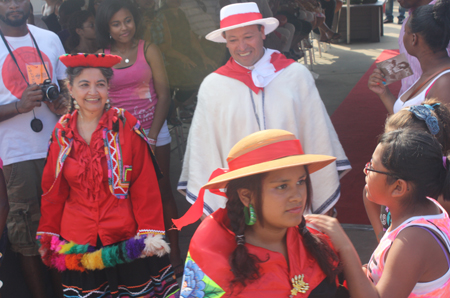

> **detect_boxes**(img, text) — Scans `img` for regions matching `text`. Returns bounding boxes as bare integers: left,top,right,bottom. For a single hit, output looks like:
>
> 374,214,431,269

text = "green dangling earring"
244,204,257,226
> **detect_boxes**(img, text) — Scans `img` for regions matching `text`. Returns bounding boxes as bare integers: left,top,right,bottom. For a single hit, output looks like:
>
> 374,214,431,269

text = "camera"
40,79,59,102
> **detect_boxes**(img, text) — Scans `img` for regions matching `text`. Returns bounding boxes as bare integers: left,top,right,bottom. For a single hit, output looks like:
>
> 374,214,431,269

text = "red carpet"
332,49,401,225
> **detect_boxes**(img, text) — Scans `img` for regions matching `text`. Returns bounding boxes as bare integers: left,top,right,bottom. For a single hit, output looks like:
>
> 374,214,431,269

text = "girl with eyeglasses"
363,99,450,242
307,129,450,298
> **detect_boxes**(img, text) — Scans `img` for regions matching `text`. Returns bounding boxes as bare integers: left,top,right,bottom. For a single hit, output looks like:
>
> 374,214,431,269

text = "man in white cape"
177,2,351,223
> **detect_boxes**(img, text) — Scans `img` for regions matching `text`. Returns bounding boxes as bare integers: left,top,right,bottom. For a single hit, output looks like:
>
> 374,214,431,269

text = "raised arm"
306,215,442,298
368,68,397,114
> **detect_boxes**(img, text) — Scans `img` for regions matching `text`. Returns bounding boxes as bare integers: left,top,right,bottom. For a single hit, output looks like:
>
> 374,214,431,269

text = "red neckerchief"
214,52,295,94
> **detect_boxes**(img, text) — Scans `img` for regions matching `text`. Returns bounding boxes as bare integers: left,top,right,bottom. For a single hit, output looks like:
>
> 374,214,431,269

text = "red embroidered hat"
59,53,122,68
206,2,279,43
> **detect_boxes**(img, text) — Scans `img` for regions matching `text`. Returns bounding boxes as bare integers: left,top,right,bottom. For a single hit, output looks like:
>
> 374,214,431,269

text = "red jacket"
37,108,165,246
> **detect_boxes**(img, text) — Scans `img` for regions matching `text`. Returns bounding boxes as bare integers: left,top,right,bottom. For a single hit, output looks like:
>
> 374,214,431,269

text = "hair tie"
443,156,448,170
235,235,245,246
423,103,440,110
408,105,440,135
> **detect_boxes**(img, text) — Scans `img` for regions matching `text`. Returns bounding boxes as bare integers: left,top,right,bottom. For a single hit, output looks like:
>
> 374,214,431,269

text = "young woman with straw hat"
176,129,347,297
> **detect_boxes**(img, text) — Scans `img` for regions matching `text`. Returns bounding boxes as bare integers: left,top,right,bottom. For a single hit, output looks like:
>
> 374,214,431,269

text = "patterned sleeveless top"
367,198,450,297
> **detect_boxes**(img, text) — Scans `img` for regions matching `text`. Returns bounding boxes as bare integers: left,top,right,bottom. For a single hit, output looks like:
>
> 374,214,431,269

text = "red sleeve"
128,127,165,236
37,128,70,237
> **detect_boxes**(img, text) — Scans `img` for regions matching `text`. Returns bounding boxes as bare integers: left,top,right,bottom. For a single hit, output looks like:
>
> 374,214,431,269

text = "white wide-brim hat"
205,2,279,43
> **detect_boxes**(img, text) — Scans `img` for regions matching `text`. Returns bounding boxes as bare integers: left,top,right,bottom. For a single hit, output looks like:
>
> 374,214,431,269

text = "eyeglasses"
364,161,398,178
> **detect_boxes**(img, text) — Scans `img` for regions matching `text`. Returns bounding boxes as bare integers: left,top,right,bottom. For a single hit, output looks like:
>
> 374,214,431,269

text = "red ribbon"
220,12,262,29
172,140,304,230
228,140,304,170
172,168,228,230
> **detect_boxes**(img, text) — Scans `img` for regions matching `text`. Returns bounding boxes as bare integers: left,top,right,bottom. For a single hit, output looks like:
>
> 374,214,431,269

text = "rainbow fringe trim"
37,234,170,272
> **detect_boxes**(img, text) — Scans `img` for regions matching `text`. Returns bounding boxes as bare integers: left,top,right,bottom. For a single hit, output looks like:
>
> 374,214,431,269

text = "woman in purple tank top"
95,0,183,278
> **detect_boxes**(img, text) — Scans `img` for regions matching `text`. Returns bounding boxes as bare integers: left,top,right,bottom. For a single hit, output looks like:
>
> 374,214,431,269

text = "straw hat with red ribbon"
172,129,336,230
206,2,279,43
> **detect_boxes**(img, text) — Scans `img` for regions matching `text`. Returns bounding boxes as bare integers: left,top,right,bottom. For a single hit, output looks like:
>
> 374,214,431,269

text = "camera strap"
29,30,51,80
0,28,50,133
0,28,51,85
0,29,29,86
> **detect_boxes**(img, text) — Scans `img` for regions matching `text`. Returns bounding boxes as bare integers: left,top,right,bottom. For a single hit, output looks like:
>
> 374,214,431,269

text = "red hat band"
227,139,304,171
220,12,263,29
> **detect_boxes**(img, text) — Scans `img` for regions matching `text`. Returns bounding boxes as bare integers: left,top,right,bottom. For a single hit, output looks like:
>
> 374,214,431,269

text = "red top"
187,208,338,297
38,109,165,246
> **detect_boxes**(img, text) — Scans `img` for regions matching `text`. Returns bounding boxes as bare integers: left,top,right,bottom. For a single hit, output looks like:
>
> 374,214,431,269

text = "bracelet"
148,138,157,146
15,101,21,114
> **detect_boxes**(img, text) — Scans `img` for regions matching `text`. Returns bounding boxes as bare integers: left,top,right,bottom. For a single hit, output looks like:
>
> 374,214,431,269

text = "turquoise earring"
244,204,257,226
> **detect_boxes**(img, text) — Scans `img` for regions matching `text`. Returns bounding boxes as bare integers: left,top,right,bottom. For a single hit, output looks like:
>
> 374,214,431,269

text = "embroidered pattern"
290,274,309,297
133,122,154,152
55,127,72,178
138,229,166,236
103,128,130,199
62,263,179,298
181,253,225,298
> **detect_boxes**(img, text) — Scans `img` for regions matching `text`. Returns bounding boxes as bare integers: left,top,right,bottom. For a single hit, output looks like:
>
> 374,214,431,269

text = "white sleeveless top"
393,69,450,114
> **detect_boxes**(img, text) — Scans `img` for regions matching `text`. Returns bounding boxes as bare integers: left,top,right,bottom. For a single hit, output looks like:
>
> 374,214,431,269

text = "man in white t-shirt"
0,0,67,296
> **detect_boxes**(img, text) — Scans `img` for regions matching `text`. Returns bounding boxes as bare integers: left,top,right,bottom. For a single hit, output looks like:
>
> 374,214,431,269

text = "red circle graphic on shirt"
2,46,53,99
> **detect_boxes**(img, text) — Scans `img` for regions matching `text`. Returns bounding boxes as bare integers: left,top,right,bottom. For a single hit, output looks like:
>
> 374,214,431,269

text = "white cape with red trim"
178,61,351,215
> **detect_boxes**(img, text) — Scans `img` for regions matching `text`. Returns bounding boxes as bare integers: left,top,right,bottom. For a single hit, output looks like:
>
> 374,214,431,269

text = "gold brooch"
290,274,309,297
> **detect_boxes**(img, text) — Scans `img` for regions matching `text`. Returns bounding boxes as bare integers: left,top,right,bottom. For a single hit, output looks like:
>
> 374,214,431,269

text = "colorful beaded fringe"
37,233,170,272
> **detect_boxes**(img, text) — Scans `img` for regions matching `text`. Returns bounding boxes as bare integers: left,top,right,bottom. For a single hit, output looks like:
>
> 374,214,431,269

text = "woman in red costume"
174,129,348,297
36,53,179,298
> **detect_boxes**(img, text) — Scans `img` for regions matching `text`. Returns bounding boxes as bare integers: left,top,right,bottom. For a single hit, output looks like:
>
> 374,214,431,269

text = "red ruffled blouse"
38,108,165,246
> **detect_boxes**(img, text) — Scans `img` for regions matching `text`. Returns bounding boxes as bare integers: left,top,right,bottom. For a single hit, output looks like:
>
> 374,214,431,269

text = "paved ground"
0,8,406,297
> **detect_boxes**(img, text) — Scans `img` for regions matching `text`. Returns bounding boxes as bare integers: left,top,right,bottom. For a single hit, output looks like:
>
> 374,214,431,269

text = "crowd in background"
32,0,343,91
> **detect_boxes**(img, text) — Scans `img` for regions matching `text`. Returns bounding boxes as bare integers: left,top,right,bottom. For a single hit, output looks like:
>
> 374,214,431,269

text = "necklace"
115,42,135,64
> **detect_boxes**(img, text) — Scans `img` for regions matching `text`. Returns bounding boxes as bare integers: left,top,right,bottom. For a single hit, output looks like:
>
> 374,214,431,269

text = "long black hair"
95,0,141,49
409,0,450,52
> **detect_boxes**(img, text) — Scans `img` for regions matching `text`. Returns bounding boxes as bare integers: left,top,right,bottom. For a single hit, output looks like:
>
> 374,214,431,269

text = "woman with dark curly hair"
175,129,346,297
